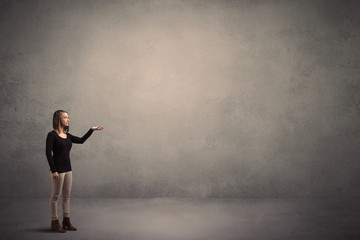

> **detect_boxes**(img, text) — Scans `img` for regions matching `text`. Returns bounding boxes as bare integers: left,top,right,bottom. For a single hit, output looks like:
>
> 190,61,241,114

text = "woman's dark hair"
53,110,69,133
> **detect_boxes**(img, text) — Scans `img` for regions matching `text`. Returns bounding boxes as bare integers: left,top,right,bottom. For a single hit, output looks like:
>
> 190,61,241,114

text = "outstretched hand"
91,126,104,130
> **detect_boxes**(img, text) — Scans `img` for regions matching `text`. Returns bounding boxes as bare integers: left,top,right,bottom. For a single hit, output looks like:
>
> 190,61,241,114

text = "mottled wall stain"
0,0,359,198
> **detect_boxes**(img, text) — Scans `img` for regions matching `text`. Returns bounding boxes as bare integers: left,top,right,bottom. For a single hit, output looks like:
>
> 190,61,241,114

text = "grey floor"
1,198,359,240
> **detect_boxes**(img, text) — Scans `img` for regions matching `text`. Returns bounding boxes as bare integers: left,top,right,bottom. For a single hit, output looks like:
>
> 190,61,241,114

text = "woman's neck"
56,127,64,134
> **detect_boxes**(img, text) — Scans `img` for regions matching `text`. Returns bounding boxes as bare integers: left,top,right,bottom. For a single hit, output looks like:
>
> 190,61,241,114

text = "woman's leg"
61,171,77,231
62,171,73,218
49,171,65,221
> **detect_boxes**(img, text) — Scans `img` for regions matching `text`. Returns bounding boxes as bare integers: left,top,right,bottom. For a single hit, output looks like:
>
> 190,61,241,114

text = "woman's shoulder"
65,132,73,138
47,130,57,136
46,130,56,141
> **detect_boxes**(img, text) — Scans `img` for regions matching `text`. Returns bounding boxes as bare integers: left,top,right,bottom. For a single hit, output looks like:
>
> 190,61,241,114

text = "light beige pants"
49,171,72,221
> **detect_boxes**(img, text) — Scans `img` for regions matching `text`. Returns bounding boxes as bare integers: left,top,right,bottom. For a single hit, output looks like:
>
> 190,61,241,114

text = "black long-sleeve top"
46,128,94,173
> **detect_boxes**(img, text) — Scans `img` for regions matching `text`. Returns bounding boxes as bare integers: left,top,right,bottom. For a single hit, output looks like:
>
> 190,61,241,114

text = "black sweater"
46,128,94,173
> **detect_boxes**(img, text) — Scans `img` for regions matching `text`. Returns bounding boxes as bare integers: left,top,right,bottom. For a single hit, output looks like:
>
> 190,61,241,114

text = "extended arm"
46,133,57,173
70,128,94,144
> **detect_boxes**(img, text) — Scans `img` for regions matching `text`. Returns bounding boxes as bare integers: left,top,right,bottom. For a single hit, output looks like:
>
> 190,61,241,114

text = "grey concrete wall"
1,0,359,198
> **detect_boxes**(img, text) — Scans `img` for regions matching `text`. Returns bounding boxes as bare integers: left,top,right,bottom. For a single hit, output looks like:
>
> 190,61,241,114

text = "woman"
46,110,104,233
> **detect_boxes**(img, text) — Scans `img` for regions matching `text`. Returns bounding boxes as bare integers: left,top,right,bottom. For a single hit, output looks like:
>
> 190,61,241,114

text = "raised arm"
46,132,57,173
69,128,94,144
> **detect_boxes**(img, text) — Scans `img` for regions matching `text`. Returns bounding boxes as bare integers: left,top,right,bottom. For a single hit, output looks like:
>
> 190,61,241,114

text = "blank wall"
1,0,359,198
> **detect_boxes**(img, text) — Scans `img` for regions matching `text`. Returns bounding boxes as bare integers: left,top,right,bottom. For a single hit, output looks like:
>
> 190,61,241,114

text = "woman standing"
46,110,104,233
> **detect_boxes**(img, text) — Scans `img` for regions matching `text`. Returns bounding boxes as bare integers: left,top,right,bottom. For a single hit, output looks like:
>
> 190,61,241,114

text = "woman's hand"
91,126,104,131
52,172,59,180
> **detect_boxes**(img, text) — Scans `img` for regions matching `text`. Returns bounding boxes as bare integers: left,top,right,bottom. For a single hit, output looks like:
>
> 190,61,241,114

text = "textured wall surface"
1,0,359,198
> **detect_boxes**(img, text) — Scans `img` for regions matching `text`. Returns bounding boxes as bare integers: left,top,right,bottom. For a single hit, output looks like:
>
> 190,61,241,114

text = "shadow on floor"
25,227,54,233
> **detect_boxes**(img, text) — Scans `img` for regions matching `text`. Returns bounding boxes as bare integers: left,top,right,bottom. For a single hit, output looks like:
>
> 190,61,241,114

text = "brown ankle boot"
62,217,77,231
51,219,66,233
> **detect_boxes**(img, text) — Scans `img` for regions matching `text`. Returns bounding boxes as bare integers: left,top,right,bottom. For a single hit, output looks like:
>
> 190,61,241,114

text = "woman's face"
60,112,70,128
